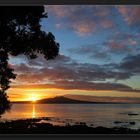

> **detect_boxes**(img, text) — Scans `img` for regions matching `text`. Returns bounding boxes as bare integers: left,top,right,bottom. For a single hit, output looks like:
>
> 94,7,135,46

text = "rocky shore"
0,117,140,134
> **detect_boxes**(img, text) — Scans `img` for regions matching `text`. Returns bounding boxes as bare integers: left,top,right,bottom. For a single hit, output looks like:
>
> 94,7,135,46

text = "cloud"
68,31,140,62
27,54,74,67
104,40,131,54
71,21,96,36
45,5,140,36
13,63,38,73
12,80,140,93
104,32,140,55
117,6,140,27
68,44,110,60
65,95,140,103
14,53,133,84
50,80,133,91
10,52,140,93
119,54,140,74
45,5,115,36
100,19,114,28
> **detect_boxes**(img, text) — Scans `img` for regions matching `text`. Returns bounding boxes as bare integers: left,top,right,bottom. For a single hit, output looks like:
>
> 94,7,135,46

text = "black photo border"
0,0,140,5
0,0,140,140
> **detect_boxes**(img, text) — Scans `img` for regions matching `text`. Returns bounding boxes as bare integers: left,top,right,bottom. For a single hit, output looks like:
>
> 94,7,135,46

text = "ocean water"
1,104,140,129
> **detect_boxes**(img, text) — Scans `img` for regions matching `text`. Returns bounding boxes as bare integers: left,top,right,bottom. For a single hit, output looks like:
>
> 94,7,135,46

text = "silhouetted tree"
0,6,59,116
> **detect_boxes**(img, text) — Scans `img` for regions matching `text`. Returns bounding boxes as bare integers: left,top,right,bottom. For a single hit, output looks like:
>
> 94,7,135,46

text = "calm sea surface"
1,104,140,129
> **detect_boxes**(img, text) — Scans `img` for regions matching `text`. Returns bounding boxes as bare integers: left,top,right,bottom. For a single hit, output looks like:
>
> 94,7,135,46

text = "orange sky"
8,86,140,102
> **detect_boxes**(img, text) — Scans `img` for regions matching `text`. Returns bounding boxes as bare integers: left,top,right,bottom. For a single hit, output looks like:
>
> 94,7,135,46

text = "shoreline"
0,117,140,134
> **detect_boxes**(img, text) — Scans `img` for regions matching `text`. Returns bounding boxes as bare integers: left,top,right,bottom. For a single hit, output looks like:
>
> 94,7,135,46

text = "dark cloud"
65,95,140,103
68,44,110,60
12,80,140,93
28,54,75,67
51,80,133,91
119,54,140,74
13,63,39,73
14,54,133,84
11,53,140,93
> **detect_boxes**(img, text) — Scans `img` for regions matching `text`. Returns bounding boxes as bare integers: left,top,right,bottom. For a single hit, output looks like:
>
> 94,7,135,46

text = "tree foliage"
0,6,59,116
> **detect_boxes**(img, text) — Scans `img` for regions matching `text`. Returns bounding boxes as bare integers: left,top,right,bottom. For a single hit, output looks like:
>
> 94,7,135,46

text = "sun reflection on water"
32,104,36,118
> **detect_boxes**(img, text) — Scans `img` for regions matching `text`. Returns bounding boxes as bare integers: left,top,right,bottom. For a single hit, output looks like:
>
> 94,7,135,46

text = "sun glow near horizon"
7,86,140,102
29,96,39,102
8,88,64,102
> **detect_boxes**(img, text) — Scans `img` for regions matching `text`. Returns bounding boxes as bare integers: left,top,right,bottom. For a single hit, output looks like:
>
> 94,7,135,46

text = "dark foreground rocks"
0,118,140,134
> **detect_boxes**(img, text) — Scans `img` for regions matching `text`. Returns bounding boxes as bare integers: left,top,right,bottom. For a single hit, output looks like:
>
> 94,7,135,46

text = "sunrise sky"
8,5,140,102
